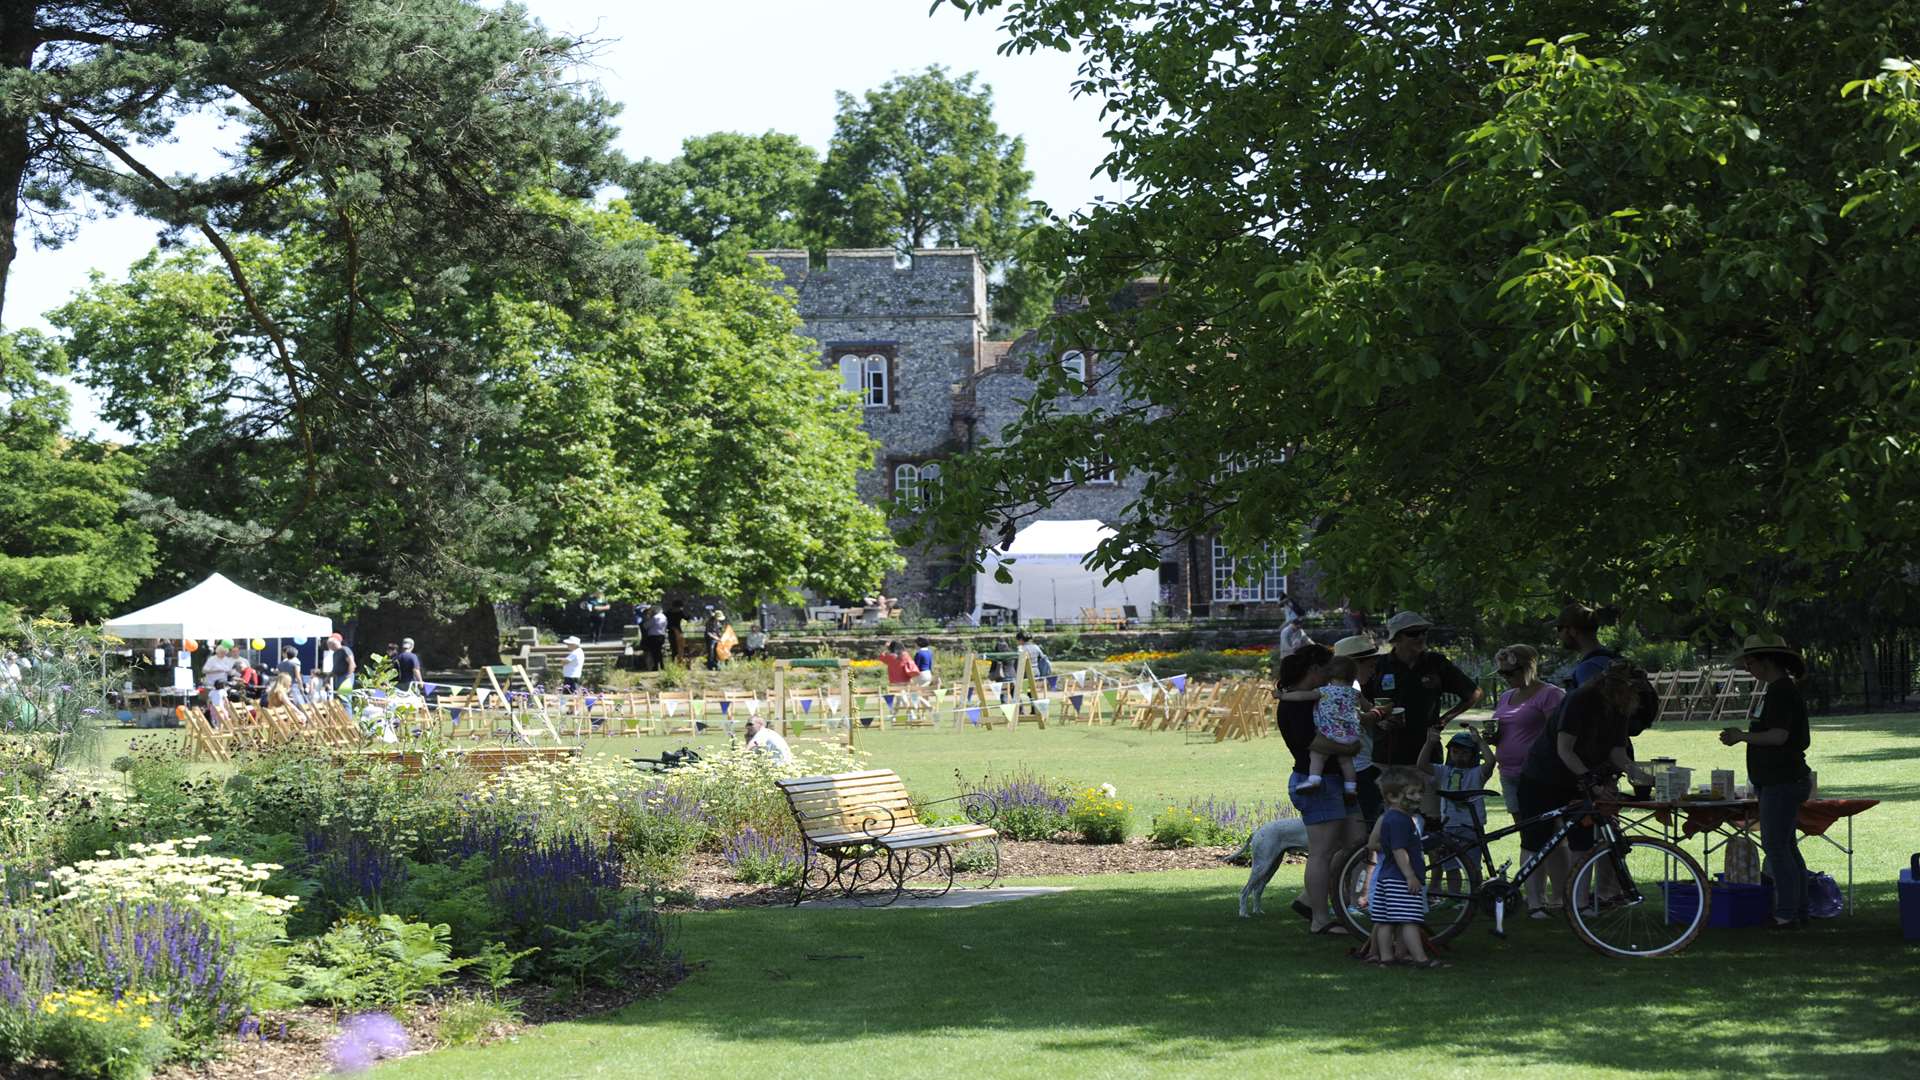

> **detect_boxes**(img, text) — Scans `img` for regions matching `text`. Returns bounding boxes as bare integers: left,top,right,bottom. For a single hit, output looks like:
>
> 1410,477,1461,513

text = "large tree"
925,0,1920,629
0,328,152,617
807,66,1050,332
626,131,820,260
59,204,895,623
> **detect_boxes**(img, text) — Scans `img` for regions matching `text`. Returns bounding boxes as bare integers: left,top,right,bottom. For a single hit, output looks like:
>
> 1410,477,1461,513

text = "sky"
9,0,1129,436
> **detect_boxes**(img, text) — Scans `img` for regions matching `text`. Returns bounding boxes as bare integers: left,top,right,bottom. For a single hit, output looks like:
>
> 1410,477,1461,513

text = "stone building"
750,247,1307,621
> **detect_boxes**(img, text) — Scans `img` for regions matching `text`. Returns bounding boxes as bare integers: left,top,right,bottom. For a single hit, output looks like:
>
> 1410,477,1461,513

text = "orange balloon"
182,638,199,652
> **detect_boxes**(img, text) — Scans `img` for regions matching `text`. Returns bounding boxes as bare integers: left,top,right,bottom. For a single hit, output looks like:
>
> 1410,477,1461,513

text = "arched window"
837,353,891,408
863,354,889,407
1060,350,1087,385
918,463,941,505
893,463,921,505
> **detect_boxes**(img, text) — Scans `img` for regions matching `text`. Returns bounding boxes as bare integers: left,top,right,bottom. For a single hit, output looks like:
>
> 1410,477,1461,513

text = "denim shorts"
1289,771,1360,826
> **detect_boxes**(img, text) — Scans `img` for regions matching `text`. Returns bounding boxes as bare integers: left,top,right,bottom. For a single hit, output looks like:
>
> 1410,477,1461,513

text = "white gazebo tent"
104,573,333,641
973,519,1159,624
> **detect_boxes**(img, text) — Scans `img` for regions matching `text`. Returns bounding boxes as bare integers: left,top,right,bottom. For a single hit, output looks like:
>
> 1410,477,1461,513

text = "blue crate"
1901,855,1920,941
1666,876,1771,930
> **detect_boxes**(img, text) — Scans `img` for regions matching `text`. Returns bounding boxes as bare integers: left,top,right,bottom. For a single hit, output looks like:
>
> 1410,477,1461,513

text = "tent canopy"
974,520,1158,623
103,573,333,641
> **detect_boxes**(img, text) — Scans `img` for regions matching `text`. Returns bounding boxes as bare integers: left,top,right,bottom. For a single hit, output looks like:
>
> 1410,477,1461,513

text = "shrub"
486,756,651,845
663,741,866,840
35,837,297,942
28,989,174,1080
622,786,712,882
543,897,677,992
1068,787,1131,844
966,769,1071,841
1182,795,1288,848
288,914,474,1011
1147,805,1212,848
721,826,803,887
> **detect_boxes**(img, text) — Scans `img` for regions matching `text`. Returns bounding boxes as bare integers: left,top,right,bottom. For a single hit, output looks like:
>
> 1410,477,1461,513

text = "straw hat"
563,635,582,646
1333,635,1382,660
1731,633,1805,677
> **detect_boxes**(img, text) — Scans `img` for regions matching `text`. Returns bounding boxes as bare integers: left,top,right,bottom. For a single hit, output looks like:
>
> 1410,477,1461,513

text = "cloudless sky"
10,0,1128,435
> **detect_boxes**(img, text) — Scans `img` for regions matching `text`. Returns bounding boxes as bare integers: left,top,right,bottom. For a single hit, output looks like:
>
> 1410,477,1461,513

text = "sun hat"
1385,611,1431,640
1731,633,1805,677
1332,635,1382,660
1448,731,1477,748
563,635,582,646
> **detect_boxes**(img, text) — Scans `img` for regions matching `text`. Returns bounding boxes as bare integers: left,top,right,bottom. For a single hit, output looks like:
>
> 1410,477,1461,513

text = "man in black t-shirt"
1363,611,1483,766
393,638,422,692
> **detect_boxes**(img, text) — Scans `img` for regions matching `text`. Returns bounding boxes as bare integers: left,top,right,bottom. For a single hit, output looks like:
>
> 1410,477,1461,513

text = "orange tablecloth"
1607,798,1880,839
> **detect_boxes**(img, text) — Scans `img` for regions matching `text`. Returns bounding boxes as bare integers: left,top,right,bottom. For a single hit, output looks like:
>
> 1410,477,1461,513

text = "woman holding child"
1279,637,1392,936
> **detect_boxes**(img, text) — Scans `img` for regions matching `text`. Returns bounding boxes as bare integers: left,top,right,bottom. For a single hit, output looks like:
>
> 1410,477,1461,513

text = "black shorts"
1515,776,1593,851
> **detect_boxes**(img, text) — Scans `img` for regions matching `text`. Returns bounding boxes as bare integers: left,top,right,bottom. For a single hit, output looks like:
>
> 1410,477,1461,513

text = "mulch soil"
47,841,1253,1079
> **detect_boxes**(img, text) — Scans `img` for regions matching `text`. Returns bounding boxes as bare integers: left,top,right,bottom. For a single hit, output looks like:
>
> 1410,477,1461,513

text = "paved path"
800,886,1072,910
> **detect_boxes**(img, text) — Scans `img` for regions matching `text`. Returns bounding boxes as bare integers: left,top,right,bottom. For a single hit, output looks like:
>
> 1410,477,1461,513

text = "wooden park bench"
775,768,1001,906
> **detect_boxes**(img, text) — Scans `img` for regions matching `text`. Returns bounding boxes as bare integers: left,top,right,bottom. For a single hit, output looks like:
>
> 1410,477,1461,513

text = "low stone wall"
763,624,1295,660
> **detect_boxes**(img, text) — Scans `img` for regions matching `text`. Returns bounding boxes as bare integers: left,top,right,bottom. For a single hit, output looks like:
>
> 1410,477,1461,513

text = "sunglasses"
1399,629,1427,639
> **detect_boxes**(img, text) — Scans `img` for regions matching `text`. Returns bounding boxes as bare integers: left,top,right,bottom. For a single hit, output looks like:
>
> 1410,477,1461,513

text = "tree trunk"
0,1,38,327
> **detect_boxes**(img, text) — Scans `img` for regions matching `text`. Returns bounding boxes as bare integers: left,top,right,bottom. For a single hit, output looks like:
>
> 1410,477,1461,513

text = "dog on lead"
1225,817,1312,918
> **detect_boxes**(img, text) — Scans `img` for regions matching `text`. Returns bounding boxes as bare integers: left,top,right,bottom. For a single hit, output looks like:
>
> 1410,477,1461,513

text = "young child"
1297,653,1365,799
1363,766,1445,967
1418,723,1494,903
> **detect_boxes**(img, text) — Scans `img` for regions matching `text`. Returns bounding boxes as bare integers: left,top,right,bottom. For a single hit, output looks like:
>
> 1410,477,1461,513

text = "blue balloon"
293,637,308,645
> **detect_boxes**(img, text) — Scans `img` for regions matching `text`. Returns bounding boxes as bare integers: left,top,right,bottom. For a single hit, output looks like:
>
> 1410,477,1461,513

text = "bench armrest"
922,791,1001,828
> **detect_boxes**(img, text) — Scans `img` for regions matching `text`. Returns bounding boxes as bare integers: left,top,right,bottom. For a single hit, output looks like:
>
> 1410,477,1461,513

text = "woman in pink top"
1487,643,1564,916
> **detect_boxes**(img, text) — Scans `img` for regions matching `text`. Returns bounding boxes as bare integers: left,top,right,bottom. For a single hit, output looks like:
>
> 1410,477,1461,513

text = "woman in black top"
1720,634,1813,929
1515,662,1642,912
1277,643,1356,934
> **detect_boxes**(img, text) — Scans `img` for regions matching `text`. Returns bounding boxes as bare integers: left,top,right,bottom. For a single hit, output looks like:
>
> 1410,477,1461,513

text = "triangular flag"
1171,675,1188,693
1100,690,1119,711
1137,683,1156,701
998,701,1016,722
1036,697,1052,712
883,693,895,708
1074,670,1089,686
801,698,813,714
719,700,732,715
745,700,762,716
827,695,842,715
966,707,981,725
666,701,681,717
422,682,438,695
1071,694,1085,712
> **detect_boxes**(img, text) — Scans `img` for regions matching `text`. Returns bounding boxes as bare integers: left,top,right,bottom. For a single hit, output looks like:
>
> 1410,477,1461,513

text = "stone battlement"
749,248,986,317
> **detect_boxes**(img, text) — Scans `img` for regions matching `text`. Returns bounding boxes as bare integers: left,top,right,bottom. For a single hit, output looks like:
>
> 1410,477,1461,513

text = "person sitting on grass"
742,715,793,764
1418,724,1494,906
1361,766,1447,968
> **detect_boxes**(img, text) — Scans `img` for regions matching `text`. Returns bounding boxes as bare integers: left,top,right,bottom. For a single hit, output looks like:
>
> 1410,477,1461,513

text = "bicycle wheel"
1566,836,1709,958
1334,843,1480,943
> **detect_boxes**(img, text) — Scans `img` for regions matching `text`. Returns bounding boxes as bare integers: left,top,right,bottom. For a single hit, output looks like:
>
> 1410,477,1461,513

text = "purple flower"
332,1011,410,1073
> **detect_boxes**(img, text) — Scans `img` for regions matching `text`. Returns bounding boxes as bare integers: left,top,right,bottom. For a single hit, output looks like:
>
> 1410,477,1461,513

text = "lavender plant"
964,768,1072,841
721,827,802,887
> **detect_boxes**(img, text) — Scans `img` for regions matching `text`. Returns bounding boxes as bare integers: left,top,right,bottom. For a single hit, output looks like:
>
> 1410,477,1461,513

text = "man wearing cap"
1363,611,1482,766
323,634,356,692
561,636,586,692
394,638,422,693
1719,634,1814,929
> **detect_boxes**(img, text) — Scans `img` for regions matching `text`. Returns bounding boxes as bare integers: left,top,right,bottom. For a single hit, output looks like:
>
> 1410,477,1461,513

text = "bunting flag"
800,698,814,714
987,681,1003,699
998,701,1017,723
883,693,896,709
422,682,438,695
1071,694,1085,712
1171,675,1189,693
1100,690,1120,711
1047,676,1060,691
745,700,762,716
665,701,682,717
1073,670,1089,686
827,696,843,715
719,700,732,715
966,707,982,725
1036,697,1052,712
1137,683,1156,701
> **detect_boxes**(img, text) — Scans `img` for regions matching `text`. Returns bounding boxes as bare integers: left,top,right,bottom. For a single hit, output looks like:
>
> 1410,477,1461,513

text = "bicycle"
1334,774,1711,958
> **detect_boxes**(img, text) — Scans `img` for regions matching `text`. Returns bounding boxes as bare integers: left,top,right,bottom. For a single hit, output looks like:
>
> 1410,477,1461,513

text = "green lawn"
333,714,1920,1079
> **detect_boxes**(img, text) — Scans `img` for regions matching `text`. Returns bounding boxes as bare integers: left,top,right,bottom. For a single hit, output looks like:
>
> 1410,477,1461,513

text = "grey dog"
1225,817,1312,918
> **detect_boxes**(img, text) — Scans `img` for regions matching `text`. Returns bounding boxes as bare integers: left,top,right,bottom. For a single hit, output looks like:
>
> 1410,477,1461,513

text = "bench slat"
787,788,913,811
879,826,996,849
776,769,897,789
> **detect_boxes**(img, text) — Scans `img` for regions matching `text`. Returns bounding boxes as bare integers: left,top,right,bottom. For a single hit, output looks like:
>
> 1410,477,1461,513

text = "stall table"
1604,797,1879,915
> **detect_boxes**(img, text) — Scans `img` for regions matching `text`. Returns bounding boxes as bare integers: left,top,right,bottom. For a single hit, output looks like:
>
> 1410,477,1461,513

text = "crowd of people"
1276,605,1818,957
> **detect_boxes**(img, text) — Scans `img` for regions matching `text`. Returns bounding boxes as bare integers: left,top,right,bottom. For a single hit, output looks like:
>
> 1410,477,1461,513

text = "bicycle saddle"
1436,788,1498,802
